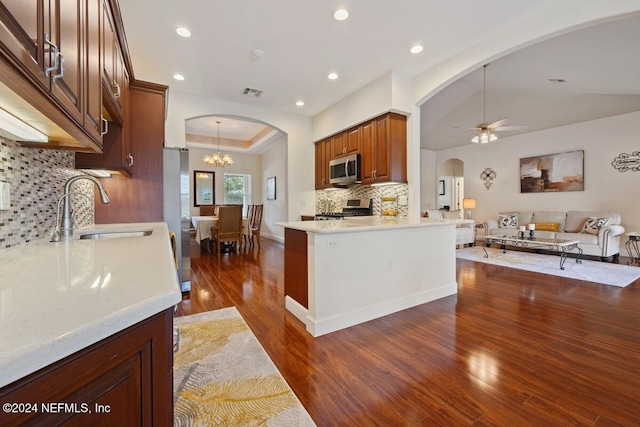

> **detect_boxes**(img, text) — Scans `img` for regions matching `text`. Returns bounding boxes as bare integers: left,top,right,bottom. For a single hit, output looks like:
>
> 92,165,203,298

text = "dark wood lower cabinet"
284,227,308,308
0,308,173,427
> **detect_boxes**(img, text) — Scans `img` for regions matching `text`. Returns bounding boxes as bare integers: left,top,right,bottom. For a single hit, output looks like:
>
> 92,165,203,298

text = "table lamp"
463,198,477,219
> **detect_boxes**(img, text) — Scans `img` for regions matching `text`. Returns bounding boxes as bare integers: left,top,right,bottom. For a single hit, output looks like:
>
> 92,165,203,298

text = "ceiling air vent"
242,87,263,97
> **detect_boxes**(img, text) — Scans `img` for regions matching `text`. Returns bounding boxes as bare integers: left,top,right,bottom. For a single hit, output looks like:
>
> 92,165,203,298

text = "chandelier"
203,120,233,167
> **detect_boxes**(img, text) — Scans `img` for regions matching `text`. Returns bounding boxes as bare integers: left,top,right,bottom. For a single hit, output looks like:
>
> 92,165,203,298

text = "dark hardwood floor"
176,238,640,426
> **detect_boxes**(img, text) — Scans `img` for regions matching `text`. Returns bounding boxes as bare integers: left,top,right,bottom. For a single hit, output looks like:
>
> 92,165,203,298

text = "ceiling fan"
458,64,528,144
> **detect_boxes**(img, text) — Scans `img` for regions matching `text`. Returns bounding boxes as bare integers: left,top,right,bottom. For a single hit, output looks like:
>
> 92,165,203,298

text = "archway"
184,114,289,243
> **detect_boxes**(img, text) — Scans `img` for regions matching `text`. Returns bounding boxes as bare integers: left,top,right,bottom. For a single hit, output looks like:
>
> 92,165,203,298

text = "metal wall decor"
611,151,640,172
480,168,497,190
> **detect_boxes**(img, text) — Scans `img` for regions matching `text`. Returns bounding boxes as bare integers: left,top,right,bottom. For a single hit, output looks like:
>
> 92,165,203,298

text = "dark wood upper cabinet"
84,0,102,142
315,137,331,189
101,0,124,124
361,112,407,184
0,0,104,151
316,112,407,188
0,1,50,89
48,0,83,125
330,128,360,159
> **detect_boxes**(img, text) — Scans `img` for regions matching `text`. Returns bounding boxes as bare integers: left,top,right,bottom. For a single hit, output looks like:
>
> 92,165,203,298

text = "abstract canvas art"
520,150,584,193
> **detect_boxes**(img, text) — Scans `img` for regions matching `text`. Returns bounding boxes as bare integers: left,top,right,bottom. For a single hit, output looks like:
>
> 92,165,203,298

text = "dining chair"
248,204,264,247
243,204,254,246
210,205,243,255
199,205,215,216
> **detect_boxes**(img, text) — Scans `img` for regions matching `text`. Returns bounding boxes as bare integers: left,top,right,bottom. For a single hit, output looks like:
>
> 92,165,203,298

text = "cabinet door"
112,38,125,116
315,138,330,189
315,139,324,189
101,0,123,124
0,0,50,89
345,126,361,155
84,0,102,144
330,132,345,159
373,114,391,181
360,120,376,183
49,0,83,124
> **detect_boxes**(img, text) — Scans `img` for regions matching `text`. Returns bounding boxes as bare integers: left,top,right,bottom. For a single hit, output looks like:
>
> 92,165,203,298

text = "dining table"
191,215,250,245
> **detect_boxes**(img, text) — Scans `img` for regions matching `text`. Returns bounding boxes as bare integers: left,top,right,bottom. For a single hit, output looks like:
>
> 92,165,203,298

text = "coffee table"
484,235,583,270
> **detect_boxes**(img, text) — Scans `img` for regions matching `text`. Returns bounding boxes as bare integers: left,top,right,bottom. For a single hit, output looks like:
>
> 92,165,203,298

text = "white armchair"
423,210,475,247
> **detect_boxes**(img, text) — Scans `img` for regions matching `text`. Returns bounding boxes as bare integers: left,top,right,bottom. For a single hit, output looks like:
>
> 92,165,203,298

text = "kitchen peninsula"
278,217,470,336
0,222,181,425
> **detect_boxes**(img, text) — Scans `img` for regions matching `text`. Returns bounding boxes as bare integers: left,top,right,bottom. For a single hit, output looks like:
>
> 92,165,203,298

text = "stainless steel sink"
79,229,153,240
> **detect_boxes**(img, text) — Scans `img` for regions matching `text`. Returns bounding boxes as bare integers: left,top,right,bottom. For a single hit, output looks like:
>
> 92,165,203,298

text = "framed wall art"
520,150,584,193
194,170,214,206
267,176,276,200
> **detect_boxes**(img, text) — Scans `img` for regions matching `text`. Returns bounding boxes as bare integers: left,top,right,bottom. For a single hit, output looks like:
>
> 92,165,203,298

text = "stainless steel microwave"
329,153,361,186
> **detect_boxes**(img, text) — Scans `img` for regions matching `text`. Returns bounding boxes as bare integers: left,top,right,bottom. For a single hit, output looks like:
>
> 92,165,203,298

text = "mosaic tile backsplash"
316,184,409,217
0,138,94,249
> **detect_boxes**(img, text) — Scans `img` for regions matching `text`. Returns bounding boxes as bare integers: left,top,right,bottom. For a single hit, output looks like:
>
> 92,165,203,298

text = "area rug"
456,246,640,287
173,307,316,426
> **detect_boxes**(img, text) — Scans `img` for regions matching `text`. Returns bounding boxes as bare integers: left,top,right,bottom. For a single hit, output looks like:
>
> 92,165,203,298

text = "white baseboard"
306,282,457,337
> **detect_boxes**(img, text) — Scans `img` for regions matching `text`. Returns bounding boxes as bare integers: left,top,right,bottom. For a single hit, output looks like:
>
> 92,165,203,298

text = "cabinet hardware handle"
101,117,108,136
44,34,59,77
52,52,64,81
127,154,134,167
113,82,121,99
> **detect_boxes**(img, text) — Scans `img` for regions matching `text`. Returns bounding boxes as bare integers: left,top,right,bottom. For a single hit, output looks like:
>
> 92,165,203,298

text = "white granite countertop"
276,216,473,234
0,222,182,388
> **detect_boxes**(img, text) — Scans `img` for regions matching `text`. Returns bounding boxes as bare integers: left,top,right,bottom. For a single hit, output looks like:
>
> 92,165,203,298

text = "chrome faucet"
53,175,110,241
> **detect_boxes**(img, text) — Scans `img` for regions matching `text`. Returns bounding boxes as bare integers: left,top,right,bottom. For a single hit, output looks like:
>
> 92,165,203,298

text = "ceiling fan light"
471,135,480,143
489,132,498,142
479,132,490,143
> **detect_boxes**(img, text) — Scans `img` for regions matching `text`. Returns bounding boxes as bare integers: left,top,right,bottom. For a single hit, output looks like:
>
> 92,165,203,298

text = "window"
224,174,252,215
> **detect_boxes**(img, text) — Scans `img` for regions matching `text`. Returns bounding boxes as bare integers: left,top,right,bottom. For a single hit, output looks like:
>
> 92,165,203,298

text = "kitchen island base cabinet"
281,219,460,337
0,308,174,427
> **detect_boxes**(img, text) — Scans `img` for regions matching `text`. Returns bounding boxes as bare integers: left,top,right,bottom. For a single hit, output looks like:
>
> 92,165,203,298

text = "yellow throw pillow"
533,222,560,232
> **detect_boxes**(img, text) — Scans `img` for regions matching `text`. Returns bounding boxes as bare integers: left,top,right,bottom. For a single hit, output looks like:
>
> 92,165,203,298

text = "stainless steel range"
315,198,373,220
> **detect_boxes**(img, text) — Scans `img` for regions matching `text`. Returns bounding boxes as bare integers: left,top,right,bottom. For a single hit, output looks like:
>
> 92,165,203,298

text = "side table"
625,232,640,265
474,221,485,244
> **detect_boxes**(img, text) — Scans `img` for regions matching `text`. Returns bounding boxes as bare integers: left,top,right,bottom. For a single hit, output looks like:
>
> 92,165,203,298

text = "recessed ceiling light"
176,27,191,37
327,73,338,80
296,101,304,107
173,74,185,81
410,45,423,54
334,9,349,20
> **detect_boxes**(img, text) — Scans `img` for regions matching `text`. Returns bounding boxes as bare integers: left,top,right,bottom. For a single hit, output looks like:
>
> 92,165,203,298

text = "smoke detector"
250,49,264,60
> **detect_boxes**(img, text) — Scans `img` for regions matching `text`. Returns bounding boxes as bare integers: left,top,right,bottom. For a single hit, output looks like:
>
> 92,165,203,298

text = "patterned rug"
173,307,316,426
456,246,640,287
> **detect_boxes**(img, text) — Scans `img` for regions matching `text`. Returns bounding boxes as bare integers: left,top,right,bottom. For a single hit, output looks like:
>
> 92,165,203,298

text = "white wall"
165,91,314,222
435,111,640,233
188,148,262,217
420,149,437,211
260,135,287,241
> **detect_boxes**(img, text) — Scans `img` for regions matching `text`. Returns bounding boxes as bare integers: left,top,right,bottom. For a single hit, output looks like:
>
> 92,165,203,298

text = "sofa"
483,210,625,261
423,210,475,246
